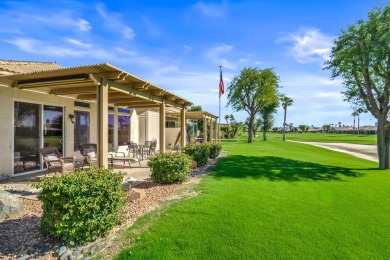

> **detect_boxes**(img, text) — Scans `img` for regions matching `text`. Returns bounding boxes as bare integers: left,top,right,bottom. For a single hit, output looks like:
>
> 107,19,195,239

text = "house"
0,60,192,180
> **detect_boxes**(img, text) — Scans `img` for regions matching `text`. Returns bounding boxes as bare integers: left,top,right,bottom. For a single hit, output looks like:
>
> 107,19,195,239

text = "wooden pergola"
0,63,192,167
169,111,219,143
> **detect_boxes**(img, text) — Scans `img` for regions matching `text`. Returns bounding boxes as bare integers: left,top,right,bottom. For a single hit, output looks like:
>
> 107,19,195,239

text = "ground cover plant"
116,134,389,259
270,132,376,145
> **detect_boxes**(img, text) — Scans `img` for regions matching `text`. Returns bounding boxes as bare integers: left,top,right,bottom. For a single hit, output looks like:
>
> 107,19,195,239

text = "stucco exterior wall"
165,128,181,149
0,86,98,180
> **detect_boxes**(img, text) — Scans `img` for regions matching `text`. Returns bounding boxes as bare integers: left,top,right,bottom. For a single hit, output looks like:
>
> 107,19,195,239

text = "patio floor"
0,160,151,199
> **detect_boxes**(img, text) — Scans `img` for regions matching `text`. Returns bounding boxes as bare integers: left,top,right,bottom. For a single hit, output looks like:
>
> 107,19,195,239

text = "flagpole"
219,65,222,143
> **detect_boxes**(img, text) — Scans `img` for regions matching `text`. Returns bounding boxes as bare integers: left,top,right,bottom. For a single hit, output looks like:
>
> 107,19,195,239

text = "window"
118,115,130,144
166,121,176,128
74,111,90,151
118,108,130,114
108,114,114,145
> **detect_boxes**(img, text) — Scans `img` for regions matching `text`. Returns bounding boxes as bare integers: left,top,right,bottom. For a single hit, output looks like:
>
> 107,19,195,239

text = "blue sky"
0,0,385,127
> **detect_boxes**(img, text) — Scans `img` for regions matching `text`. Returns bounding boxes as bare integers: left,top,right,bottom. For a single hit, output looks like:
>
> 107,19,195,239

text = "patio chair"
79,143,98,169
40,147,75,175
142,140,157,157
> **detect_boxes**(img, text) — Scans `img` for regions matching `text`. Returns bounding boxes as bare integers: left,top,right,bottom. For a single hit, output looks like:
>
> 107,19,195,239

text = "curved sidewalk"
295,142,378,162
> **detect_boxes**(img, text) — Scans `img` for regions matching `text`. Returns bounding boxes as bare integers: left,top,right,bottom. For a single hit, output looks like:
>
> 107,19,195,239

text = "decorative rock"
130,188,146,201
75,255,84,260
0,190,24,219
58,246,67,257
72,249,82,257
59,249,72,260
16,255,30,260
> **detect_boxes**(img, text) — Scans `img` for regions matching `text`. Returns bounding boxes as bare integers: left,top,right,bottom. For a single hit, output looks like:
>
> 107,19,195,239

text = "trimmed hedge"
32,166,125,243
184,144,210,167
148,152,192,184
209,143,222,159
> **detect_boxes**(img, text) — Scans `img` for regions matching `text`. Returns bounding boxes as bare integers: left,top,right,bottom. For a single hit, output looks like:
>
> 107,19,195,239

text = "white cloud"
183,45,192,52
95,4,135,40
277,28,333,64
194,1,226,17
4,37,111,59
33,13,91,32
65,38,92,48
205,44,236,69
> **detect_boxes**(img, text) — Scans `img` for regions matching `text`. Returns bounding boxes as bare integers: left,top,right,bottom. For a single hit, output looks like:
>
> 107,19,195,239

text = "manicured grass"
267,132,377,144
116,135,390,259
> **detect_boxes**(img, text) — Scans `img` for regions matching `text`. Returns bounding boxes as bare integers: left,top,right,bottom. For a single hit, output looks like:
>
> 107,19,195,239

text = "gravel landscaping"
0,155,223,259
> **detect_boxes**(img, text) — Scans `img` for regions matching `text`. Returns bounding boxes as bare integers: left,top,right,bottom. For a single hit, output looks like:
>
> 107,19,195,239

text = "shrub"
185,144,210,167
32,166,126,243
148,152,192,184
209,143,222,159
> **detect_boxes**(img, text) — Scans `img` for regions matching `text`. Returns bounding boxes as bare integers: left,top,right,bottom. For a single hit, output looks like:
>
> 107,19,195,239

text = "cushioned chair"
79,143,98,169
40,147,75,175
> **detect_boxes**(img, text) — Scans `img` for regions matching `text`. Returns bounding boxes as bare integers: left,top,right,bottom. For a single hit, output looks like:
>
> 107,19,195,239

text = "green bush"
148,152,192,184
185,144,210,167
32,166,126,243
209,143,222,159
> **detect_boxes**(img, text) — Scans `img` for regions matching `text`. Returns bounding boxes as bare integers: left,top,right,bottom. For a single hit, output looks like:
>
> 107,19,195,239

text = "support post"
159,100,166,153
113,106,118,148
203,116,208,143
209,117,213,144
214,119,218,143
98,79,109,168
180,108,186,150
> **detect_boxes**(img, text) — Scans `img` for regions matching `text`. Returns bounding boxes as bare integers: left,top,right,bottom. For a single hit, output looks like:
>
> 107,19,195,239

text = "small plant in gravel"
148,152,192,184
185,144,210,167
31,165,126,243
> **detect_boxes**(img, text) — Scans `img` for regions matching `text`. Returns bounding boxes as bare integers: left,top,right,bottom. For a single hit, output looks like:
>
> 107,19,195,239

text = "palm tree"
224,115,230,124
352,111,358,134
281,95,293,141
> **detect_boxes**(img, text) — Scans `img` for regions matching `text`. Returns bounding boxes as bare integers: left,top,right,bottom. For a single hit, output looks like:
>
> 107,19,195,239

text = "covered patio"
0,63,192,176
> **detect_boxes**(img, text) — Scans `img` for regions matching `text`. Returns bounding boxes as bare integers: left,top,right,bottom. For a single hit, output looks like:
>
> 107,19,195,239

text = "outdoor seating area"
39,147,75,175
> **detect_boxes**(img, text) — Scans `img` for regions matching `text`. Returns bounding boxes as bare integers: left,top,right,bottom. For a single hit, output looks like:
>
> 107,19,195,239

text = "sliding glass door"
14,102,41,174
14,102,64,174
43,105,64,153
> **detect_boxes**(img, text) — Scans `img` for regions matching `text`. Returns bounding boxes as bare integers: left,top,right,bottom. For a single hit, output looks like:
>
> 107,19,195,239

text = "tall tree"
325,5,390,169
280,95,294,141
259,100,278,141
260,111,275,141
224,115,230,124
227,67,280,143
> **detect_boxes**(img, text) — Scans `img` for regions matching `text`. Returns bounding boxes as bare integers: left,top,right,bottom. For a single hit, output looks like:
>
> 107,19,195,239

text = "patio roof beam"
50,86,97,95
89,74,185,110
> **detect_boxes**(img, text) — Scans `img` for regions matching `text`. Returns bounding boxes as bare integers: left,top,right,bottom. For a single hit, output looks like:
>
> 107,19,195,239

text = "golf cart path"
293,141,378,162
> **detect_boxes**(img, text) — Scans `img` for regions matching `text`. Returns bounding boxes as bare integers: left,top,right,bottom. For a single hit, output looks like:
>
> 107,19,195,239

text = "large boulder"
0,190,24,219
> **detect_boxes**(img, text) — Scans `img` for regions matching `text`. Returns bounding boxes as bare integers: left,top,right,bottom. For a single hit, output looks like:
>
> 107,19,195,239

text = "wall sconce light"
69,114,75,124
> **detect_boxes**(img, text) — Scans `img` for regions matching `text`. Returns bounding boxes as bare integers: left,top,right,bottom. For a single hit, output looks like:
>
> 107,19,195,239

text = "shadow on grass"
213,155,365,181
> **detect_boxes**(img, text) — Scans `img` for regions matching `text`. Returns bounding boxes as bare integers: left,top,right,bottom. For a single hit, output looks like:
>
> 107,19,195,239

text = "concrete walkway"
298,142,378,162
0,160,152,199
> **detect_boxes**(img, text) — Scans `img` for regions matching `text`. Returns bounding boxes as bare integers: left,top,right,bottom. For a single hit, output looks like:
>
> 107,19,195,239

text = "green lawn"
267,132,377,144
116,135,390,259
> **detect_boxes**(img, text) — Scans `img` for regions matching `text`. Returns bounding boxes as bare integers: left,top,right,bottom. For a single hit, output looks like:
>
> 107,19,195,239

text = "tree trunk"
376,117,390,169
248,115,254,143
282,106,287,141
253,129,256,137
263,129,267,141
357,115,360,134
353,116,356,134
